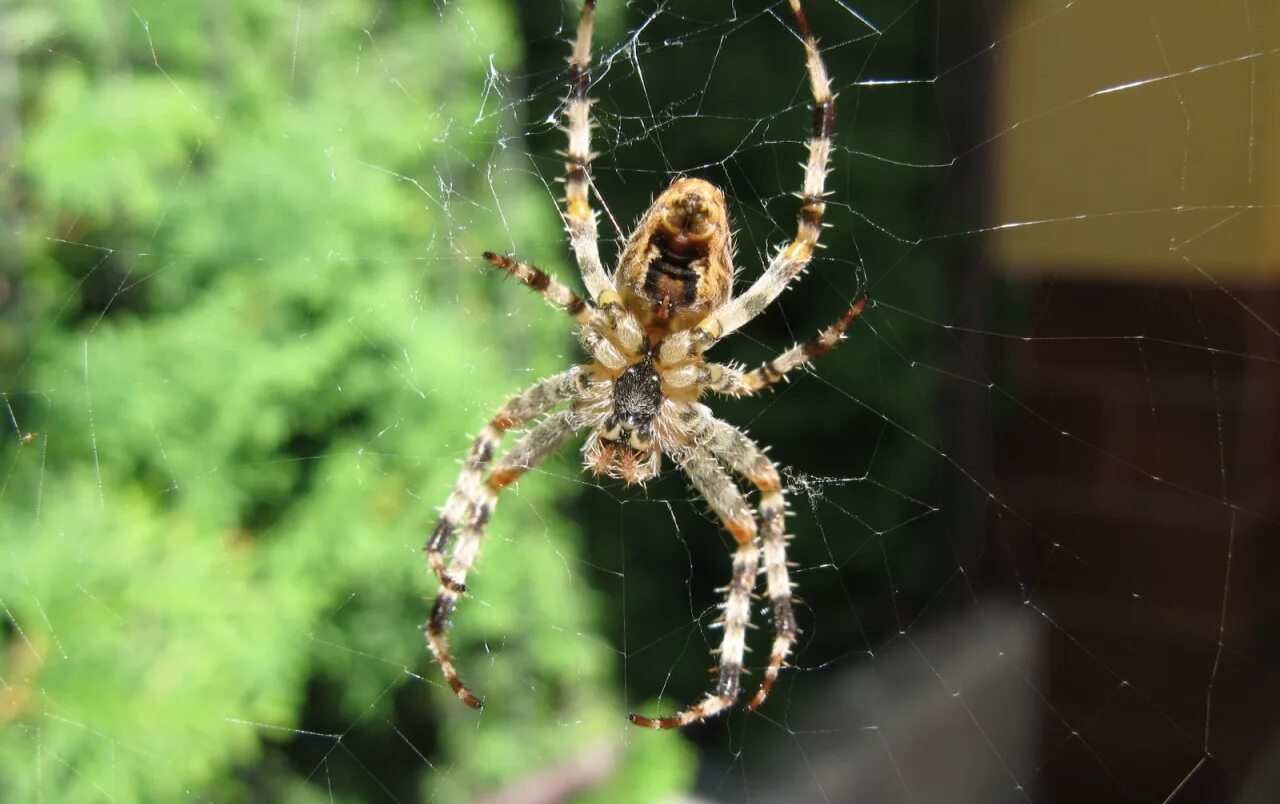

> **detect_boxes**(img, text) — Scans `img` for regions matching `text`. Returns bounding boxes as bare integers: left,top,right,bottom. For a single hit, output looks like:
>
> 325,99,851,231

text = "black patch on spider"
426,519,454,552
643,236,700,308
611,357,662,430
773,600,798,636
467,438,494,469
428,596,456,633
717,663,743,698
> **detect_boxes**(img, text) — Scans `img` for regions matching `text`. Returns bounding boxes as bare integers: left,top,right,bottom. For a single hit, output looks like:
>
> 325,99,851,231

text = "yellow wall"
991,0,1280,282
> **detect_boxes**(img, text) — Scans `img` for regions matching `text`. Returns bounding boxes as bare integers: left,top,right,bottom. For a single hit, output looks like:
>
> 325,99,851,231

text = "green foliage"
1,0,693,800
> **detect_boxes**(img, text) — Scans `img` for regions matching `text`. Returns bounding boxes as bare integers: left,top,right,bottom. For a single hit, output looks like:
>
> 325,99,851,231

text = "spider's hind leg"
702,419,799,711
628,446,761,729
427,408,585,709
425,368,583,593
677,0,835,354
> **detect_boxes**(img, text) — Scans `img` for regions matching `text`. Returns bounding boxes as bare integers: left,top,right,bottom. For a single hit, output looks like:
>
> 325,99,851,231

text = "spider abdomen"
617,177,734,336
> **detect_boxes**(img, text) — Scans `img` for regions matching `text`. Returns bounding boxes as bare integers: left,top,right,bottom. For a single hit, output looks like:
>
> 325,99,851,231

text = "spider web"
2,0,1279,801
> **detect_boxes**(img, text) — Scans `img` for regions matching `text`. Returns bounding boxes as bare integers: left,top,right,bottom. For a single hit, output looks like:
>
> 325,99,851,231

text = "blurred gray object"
713,601,1041,804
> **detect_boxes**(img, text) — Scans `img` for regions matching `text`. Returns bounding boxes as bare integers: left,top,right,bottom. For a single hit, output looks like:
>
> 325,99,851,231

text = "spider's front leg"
563,0,614,305
629,444,761,729
425,378,587,708
696,0,834,345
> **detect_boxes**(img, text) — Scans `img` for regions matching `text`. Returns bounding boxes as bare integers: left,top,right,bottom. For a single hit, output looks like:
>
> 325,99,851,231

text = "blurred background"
2,0,1278,801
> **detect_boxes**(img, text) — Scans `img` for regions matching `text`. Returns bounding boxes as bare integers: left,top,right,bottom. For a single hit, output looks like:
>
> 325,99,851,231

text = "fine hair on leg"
629,444,761,729
425,406,583,708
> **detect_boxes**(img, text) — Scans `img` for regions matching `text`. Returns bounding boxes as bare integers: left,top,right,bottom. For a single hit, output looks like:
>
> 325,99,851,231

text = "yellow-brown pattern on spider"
424,0,867,730
615,177,734,337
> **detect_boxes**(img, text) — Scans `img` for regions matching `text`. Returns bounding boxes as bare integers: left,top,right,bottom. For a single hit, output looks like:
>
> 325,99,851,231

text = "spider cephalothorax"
583,355,664,483
425,0,867,729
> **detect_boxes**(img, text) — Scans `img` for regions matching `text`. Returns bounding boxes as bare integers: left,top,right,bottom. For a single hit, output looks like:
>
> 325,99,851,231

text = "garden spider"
425,0,866,729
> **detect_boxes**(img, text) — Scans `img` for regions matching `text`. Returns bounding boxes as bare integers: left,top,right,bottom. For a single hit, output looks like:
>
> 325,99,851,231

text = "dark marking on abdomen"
643,259,699,308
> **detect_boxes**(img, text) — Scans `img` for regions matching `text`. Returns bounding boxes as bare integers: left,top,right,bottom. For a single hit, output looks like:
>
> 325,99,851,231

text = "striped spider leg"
629,299,867,728
423,254,626,709
563,0,615,306
624,409,774,729
423,371,588,708
659,0,837,366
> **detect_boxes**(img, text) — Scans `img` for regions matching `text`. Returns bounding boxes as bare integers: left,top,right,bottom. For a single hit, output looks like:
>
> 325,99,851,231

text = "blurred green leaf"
2,0,694,800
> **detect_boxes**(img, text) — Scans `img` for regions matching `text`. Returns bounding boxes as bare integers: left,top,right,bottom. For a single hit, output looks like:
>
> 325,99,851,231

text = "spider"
425,0,865,729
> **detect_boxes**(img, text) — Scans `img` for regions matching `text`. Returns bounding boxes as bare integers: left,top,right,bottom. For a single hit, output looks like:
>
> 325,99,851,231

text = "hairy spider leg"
564,0,615,305
425,369,583,596
699,418,798,711
629,442,761,729
740,297,867,391
698,0,834,342
659,359,753,397
483,252,594,325
426,408,586,709
662,298,868,398
736,296,868,392
481,252,644,370
658,0,834,365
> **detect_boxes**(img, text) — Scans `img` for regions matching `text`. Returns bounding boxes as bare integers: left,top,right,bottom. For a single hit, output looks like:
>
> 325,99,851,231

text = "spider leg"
483,252,595,326
683,0,834,353
629,444,761,729
563,0,615,305
660,359,752,397
480,252,644,369
698,296,868,397
426,408,585,709
665,299,866,398
740,297,866,392
699,417,798,712
426,368,584,596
